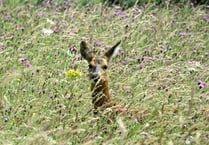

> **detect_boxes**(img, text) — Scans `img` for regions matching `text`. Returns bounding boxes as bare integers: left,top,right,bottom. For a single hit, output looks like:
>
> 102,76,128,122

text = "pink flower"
95,42,102,47
26,63,32,67
198,80,206,89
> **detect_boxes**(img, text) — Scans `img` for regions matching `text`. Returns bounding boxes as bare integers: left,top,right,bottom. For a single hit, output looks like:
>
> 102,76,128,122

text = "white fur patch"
112,46,121,58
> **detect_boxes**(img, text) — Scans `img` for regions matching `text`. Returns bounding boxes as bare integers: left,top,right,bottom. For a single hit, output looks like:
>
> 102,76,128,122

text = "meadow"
0,1,209,144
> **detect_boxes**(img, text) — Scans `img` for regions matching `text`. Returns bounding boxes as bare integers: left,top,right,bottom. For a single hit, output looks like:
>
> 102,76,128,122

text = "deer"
80,40,121,112
80,41,151,123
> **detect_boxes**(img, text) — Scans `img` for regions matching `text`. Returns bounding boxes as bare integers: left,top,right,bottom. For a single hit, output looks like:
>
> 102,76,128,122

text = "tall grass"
0,1,208,144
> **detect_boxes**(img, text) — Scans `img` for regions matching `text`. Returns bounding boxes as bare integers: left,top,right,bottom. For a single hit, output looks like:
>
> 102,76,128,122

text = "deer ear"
104,41,121,61
80,41,93,62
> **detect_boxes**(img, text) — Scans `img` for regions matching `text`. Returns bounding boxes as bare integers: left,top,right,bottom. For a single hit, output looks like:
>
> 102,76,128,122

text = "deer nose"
91,73,100,82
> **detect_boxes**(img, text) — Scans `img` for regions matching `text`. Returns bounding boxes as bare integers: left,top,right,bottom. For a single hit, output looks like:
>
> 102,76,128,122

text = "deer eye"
102,65,108,70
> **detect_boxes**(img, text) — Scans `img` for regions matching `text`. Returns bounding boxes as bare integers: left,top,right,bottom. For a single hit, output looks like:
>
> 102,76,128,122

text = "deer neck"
91,80,111,108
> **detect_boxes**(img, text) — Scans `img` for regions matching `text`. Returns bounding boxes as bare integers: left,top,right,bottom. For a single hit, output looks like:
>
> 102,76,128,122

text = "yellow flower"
65,69,82,78
16,78,21,81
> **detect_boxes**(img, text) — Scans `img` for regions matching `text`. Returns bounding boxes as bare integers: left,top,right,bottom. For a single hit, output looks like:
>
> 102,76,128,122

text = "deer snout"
91,73,100,82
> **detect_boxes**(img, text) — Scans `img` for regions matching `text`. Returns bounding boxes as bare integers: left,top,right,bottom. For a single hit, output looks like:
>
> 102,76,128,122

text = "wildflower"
20,58,27,63
16,78,21,81
26,63,32,67
162,84,168,90
1,43,6,49
71,46,77,52
16,27,25,31
117,49,124,56
203,16,209,23
126,88,132,94
5,15,11,21
26,3,31,7
19,47,24,51
53,27,59,33
65,69,82,78
46,1,51,8
119,107,126,113
179,32,187,38
198,80,206,89
138,65,144,69
95,41,102,47
89,135,95,140
205,52,209,56
121,60,127,65
0,0,5,3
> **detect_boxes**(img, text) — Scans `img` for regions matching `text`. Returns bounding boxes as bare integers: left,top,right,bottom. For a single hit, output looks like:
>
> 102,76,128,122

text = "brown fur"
80,41,121,109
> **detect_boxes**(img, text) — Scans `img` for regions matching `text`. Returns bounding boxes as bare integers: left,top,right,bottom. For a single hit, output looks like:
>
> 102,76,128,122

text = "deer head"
80,41,121,84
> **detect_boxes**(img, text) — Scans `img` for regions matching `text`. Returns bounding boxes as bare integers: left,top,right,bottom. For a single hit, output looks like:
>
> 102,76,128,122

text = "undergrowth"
0,1,209,144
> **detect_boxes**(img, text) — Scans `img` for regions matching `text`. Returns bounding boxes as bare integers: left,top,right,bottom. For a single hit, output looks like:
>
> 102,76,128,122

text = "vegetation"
0,0,209,144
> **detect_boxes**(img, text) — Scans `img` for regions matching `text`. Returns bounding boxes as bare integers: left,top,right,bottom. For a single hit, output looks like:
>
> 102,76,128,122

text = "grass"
0,1,209,144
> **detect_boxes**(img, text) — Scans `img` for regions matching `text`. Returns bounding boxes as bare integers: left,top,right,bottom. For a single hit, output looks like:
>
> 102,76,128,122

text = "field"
0,1,209,144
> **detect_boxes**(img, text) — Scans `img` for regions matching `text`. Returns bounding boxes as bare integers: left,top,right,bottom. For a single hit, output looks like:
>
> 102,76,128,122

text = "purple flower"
144,49,151,54
89,135,95,140
119,107,126,113
203,16,209,23
26,63,32,67
192,49,198,53
116,10,123,16
126,88,132,94
5,15,11,21
179,32,187,38
198,80,206,89
162,84,169,90
1,43,6,49
205,52,209,56
46,1,51,8
19,47,24,51
121,60,127,65
72,46,77,52
0,0,5,3
117,49,124,56
52,27,59,33
201,46,206,49
138,65,144,69
95,42,102,47
16,27,24,31
20,58,27,63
